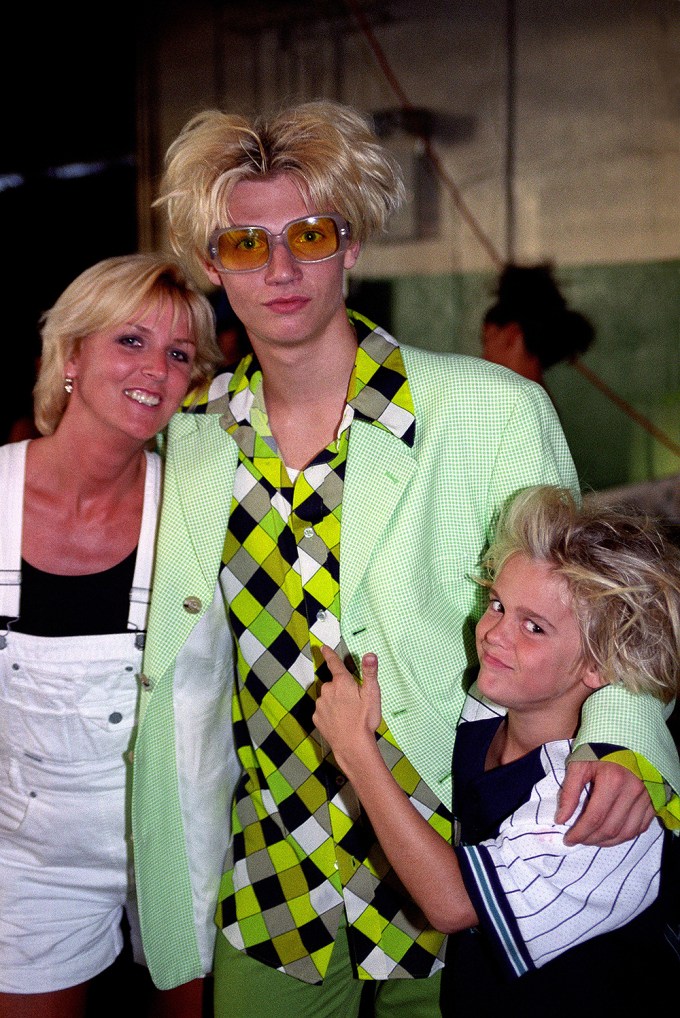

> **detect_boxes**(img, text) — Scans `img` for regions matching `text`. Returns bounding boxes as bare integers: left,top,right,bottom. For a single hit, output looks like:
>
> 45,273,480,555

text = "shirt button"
140,674,152,690
182,596,202,614
109,711,123,724
335,775,345,787
316,610,326,622
304,527,314,539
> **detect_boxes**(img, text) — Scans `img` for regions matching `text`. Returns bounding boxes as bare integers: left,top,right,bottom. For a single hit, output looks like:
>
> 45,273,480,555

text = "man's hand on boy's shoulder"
557,759,655,847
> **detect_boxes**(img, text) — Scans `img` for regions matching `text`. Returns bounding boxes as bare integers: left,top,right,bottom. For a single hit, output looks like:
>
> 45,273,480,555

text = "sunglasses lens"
214,227,269,271
286,217,341,262
210,216,347,272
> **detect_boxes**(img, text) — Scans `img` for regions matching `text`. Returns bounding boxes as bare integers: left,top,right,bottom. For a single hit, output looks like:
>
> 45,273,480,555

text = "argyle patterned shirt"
210,314,450,983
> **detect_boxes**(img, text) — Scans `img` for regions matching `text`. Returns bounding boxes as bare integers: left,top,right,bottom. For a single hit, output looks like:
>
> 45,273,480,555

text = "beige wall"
138,0,680,275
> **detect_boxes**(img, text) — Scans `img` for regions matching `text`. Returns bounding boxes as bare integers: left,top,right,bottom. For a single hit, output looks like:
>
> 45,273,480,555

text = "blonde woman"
0,254,221,1018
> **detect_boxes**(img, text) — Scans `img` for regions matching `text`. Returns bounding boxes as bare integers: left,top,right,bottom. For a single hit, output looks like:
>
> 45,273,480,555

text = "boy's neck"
486,706,583,769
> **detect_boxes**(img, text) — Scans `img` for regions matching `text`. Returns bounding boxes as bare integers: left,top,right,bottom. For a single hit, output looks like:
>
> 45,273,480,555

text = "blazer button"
183,596,202,614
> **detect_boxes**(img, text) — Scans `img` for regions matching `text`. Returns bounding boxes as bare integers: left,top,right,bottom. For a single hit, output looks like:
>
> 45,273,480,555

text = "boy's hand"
313,647,383,771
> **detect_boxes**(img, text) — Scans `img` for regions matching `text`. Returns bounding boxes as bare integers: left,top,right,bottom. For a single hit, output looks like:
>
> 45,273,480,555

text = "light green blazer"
132,343,679,989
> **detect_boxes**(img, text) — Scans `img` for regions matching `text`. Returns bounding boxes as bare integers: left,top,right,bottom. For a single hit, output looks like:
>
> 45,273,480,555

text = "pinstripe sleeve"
455,741,664,979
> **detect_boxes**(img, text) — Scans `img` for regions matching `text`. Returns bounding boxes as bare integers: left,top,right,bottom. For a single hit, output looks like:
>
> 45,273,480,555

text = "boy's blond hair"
482,485,680,704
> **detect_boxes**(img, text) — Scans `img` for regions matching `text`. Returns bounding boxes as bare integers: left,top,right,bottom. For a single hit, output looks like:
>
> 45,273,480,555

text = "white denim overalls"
0,440,160,993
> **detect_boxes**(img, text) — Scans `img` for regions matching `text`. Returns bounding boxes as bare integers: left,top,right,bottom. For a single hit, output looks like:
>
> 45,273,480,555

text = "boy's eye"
488,597,503,614
524,620,544,635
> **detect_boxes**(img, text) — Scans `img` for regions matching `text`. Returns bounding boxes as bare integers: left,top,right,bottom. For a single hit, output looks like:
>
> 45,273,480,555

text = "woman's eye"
170,348,190,364
117,333,142,347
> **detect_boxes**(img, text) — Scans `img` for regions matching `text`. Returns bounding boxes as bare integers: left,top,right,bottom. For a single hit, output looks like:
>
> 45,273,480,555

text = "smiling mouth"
482,650,511,670
124,389,160,407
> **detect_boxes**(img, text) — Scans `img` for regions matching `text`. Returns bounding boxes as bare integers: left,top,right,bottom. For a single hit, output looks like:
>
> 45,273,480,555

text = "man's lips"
264,296,309,314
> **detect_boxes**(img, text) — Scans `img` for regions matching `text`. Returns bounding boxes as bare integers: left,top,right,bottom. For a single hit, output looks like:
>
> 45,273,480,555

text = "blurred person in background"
482,262,594,391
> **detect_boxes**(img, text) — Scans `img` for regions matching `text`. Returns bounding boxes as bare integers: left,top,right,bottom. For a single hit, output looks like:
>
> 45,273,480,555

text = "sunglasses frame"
207,214,351,274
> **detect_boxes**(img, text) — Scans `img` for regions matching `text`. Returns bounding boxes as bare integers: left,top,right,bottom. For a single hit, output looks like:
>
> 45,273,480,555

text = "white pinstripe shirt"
454,694,664,977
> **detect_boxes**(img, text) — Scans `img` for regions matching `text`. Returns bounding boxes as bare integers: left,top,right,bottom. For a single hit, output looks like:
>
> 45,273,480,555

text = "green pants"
213,921,442,1018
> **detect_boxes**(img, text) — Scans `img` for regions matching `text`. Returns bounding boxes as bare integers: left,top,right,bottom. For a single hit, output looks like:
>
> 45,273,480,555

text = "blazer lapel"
167,414,239,589
341,419,416,610
145,414,238,680
150,414,414,673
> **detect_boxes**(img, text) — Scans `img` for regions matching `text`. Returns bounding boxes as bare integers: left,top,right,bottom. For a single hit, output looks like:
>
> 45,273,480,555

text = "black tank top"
0,549,137,637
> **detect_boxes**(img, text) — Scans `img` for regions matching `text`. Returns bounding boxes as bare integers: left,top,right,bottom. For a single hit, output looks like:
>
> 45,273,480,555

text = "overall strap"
127,450,162,641
0,440,29,620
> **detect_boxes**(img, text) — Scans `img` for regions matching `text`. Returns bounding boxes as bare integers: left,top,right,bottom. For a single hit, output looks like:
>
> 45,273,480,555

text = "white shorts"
0,754,144,994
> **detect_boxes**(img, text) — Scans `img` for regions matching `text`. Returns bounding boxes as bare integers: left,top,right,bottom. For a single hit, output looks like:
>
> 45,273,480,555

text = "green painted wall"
365,259,680,493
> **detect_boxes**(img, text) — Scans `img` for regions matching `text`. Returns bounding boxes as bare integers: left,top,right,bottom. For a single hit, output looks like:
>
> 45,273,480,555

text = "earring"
64,377,74,395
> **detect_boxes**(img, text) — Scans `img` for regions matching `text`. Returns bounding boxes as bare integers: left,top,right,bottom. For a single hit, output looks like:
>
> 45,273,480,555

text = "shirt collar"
186,310,416,449
346,310,415,447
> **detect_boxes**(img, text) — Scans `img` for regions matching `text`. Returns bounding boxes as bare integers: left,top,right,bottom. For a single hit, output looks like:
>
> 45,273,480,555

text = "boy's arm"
458,742,664,979
313,647,477,934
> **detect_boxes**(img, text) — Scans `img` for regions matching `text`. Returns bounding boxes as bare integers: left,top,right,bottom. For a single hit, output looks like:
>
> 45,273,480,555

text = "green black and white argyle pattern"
213,318,449,983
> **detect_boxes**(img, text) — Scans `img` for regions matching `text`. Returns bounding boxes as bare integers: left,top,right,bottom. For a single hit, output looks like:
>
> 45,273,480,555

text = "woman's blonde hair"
155,99,406,282
34,253,222,435
481,485,680,704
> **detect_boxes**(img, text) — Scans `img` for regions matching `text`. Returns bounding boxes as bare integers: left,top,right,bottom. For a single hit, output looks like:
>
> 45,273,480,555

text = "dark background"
1,8,139,441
